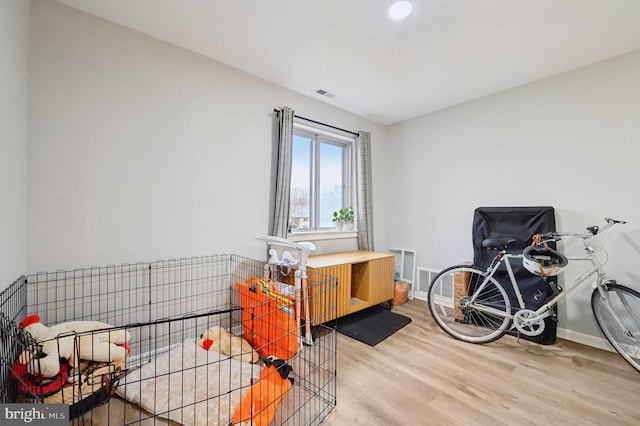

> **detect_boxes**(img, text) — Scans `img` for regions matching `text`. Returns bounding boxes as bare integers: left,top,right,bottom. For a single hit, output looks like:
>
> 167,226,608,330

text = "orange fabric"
232,363,293,426
236,278,299,360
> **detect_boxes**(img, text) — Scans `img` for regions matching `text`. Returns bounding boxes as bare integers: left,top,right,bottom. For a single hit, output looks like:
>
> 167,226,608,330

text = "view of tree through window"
289,126,352,231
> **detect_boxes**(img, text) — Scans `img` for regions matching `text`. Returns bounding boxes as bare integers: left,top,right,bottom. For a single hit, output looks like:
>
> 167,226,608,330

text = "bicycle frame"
428,217,640,372
468,237,611,324
470,253,603,323
455,218,635,338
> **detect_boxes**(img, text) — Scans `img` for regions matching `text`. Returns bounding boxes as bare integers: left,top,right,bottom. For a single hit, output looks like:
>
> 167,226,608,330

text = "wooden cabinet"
306,250,395,321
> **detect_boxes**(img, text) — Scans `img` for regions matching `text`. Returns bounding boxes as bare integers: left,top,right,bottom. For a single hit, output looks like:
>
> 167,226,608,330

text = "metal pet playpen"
0,253,337,425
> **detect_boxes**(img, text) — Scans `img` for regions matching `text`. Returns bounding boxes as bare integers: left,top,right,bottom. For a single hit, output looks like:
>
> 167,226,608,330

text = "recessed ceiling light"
388,1,413,20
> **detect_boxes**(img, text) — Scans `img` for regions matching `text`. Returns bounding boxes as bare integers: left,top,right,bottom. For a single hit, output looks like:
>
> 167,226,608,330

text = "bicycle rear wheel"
591,283,640,373
428,265,512,344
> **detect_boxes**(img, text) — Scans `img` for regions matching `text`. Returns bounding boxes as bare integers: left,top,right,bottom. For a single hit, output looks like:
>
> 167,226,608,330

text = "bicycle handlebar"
544,217,626,241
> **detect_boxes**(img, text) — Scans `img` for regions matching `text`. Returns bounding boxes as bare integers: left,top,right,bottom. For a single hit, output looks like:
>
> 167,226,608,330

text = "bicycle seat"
482,238,516,250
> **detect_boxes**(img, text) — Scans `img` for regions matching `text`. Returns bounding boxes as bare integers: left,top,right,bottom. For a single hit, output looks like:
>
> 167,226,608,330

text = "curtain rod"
273,108,359,137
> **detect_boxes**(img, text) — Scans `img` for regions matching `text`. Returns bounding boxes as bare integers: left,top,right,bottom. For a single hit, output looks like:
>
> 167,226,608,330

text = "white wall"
26,0,387,273
22,0,640,348
386,50,640,347
0,0,29,288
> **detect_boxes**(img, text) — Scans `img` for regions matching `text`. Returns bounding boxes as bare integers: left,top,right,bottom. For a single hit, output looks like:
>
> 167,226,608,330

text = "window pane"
290,134,312,230
319,141,344,228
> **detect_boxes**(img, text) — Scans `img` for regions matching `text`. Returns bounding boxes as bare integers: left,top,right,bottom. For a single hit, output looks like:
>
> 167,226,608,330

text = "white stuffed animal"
197,325,258,364
18,314,130,378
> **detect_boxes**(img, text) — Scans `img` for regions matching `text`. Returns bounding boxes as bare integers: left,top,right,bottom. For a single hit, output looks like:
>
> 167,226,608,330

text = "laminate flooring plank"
323,299,640,426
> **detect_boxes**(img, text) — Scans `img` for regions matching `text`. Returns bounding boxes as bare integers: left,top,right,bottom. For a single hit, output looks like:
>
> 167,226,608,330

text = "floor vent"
416,267,441,301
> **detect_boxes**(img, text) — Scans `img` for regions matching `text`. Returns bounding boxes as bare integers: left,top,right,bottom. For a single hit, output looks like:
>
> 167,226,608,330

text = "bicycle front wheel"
428,265,512,344
591,283,640,373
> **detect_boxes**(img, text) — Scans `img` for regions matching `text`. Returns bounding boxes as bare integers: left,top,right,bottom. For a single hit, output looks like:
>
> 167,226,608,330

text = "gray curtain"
355,131,374,250
272,106,295,238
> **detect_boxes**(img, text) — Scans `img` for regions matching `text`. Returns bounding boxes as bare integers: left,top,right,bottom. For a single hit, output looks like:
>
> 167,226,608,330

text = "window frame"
290,121,355,233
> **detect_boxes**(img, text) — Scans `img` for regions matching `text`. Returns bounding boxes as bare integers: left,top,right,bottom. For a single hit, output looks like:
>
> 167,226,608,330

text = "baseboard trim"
557,327,614,352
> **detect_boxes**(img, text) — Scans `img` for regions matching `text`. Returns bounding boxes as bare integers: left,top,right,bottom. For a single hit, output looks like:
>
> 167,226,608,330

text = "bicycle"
427,217,640,373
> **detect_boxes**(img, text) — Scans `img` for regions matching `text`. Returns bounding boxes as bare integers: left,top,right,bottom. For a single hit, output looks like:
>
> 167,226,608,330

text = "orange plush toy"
232,357,294,426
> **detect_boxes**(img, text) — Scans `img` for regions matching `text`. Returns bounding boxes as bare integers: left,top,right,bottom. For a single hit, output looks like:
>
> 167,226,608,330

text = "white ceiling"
58,0,640,125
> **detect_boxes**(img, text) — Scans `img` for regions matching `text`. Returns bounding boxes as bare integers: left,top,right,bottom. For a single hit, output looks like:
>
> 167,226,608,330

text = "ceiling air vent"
315,89,335,99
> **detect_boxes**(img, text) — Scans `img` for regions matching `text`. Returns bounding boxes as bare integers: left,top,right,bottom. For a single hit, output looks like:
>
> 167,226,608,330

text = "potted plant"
342,206,355,231
332,207,354,231
332,210,343,230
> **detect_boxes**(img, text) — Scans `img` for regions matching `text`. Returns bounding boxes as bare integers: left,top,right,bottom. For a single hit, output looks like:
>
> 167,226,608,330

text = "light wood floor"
322,299,640,425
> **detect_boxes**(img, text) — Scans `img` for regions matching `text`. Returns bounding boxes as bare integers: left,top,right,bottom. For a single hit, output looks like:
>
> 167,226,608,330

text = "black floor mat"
337,305,412,346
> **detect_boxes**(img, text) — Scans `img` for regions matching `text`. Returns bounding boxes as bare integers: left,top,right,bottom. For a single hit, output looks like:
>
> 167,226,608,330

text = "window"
289,122,354,232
